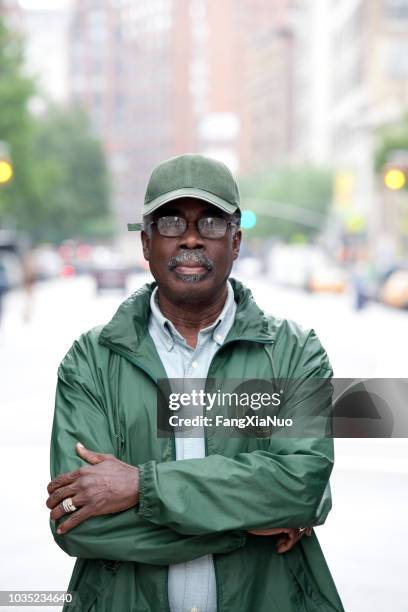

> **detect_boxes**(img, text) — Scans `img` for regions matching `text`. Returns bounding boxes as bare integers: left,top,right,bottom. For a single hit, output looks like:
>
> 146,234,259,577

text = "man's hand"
46,443,139,535
247,527,312,554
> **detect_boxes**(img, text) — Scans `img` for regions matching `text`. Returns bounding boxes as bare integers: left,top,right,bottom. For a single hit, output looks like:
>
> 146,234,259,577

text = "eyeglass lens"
156,216,228,238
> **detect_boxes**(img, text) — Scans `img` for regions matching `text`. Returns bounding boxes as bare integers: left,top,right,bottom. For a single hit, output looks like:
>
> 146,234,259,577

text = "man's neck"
156,284,229,348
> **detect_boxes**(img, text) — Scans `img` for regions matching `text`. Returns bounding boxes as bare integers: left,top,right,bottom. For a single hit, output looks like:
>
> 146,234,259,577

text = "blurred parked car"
34,245,61,280
379,269,408,309
268,243,348,293
0,251,23,289
58,240,93,276
268,244,314,288
233,255,262,278
91,247,128,293
307,264,348,293
93,263,128,293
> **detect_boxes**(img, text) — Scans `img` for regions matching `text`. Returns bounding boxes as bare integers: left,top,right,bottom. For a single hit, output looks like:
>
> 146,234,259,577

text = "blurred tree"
238,165,333,241
0,13,38,225
0,14,114,243
32,107,114,242
374,113,408,186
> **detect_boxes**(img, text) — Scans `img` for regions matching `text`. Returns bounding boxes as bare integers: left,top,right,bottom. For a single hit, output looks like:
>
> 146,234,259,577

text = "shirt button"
192,361,199,369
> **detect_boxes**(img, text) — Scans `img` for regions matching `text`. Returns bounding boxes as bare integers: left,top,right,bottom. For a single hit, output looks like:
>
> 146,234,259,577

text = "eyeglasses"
147,216,237,239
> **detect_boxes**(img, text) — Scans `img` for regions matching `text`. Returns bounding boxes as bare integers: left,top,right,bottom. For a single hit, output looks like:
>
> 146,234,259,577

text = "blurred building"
194,0,241,173
292,0,330,164
0,0,23,28
69,0,196,234
68,0,299,232
0,2,71,104
238,0,296,173
21,7,71,103
294,0,408,253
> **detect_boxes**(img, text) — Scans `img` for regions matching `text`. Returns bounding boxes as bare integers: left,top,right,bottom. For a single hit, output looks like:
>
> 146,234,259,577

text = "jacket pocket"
64,558,120,612
284,545,341,612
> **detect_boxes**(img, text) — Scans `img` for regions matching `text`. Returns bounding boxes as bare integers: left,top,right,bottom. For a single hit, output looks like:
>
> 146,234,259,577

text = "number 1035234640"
1,591,75,606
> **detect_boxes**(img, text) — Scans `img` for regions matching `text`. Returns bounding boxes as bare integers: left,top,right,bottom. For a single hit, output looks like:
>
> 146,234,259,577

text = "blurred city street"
1,0,408,610
0,271,407,611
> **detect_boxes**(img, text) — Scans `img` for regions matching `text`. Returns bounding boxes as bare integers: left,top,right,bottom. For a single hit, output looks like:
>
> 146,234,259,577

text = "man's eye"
161,217,180,227
202,218,215,227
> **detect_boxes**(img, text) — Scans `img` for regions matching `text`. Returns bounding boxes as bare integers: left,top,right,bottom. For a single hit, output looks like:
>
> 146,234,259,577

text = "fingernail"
77,442,84,448
56,528,62,535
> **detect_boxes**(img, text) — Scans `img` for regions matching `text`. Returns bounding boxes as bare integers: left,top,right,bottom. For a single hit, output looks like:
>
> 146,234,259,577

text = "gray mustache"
168,250,213,271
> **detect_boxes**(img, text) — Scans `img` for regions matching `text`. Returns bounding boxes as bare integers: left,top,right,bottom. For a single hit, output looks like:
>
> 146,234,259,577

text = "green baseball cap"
127,153,240,231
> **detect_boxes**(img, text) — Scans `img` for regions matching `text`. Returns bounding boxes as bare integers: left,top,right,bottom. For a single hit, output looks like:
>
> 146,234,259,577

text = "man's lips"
168,251,214,275
174,265,209,274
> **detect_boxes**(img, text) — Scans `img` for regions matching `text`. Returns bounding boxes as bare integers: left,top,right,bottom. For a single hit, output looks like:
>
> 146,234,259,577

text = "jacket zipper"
99,338,173,612
100,335,274,612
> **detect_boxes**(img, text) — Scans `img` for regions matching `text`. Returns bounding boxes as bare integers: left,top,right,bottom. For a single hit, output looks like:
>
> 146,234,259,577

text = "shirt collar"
149,280,236,351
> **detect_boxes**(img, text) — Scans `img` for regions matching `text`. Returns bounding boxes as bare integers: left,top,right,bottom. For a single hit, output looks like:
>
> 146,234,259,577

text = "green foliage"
238,165,333,241
0,14,113,243
31,107,114,242
0,15,38,220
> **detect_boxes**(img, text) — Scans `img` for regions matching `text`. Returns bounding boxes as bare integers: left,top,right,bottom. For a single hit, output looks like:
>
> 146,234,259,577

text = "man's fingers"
47,444,106,496
76,442,106,465
56,507,90,535
276,530,296,553
247,527,291,536
47,471,78,495
46,484,77,509
50,497,81,522
276,528,311,553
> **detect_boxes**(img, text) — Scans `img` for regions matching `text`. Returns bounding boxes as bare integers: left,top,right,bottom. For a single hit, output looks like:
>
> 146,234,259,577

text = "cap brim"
144,187,238,215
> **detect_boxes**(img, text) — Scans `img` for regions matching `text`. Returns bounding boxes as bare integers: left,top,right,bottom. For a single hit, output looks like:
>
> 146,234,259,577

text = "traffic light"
0,141,13,185
241,209,257,229
384,167,406,191
0,159,13,184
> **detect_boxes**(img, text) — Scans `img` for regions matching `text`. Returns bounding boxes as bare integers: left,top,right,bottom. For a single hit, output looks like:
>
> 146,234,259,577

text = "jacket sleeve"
137,330,335,535
49,342,246,564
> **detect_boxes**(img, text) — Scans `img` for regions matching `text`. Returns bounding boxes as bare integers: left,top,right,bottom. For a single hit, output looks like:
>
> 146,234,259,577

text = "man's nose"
179,221,204,249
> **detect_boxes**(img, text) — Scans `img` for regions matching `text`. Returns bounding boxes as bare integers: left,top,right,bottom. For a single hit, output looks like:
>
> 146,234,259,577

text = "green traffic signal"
241,210,257,229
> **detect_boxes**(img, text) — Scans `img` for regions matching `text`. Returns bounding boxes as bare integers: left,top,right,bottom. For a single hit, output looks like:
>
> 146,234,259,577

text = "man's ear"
232,229,242,261
141,231,150,261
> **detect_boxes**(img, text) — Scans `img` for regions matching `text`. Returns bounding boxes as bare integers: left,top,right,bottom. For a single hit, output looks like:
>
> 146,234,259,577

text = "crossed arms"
47,335,333,565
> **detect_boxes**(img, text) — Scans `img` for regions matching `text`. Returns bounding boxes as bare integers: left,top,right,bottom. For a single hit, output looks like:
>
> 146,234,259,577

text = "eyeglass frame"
128,215,239,239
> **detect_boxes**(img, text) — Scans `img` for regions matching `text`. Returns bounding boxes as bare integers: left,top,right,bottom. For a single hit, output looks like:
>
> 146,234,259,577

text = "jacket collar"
98,277,275,367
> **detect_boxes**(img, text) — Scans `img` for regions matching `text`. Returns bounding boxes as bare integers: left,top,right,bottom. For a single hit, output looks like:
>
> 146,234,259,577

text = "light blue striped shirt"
148,280,237,612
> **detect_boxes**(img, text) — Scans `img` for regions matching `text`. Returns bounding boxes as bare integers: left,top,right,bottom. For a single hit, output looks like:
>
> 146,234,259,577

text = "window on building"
88,9,108,42
385,0,408,19
385,39,408,76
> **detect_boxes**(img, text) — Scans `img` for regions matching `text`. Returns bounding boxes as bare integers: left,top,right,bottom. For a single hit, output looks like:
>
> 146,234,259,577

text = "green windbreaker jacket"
50,278,345,612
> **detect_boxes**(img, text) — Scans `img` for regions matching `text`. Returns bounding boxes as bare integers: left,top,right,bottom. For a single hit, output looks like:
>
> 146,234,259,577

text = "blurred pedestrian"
0,261,8,326
21,250,37,323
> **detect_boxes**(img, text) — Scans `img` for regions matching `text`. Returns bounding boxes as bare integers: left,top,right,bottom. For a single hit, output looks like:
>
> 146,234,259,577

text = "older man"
47,154,344,612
